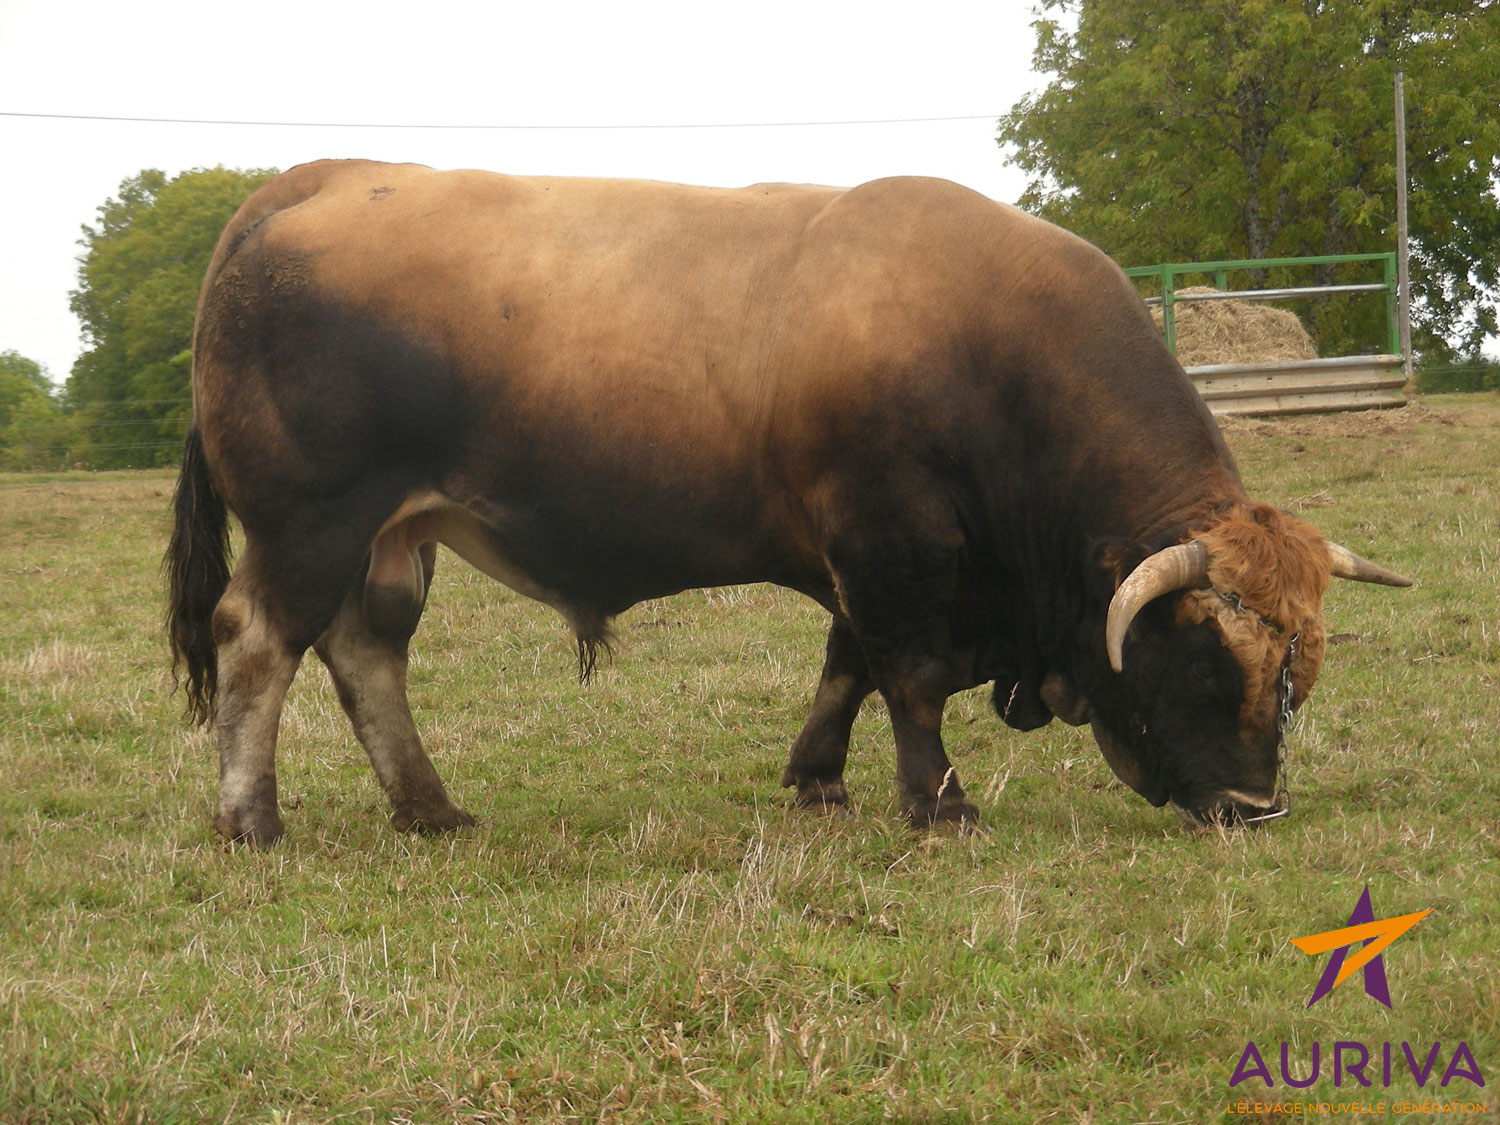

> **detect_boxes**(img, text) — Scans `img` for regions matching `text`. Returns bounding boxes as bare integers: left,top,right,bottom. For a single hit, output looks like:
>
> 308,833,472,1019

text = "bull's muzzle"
1172,790,1288,829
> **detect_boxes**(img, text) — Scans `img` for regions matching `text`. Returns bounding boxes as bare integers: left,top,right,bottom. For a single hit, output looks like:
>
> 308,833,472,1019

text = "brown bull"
166,160,1409,846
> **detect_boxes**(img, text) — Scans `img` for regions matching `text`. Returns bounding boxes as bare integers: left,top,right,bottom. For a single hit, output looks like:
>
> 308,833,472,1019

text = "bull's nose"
1173,792,1288,829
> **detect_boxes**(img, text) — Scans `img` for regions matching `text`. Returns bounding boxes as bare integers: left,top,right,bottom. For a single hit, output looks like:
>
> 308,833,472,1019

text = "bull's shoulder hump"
484,173,844,209
838,178,1086,243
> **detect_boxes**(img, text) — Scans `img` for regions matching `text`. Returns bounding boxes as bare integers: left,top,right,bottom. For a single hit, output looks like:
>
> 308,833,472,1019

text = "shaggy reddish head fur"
1177,502,1332,727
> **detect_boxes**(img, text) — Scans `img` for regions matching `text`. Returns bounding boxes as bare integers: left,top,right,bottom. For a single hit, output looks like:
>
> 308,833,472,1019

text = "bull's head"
1062,503,1409,827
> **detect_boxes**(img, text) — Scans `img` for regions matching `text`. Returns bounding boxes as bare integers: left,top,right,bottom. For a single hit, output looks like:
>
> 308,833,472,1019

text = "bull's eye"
1191,658,1216,684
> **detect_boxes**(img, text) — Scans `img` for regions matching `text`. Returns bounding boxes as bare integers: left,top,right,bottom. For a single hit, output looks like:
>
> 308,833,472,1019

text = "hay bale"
1151,286,1317,367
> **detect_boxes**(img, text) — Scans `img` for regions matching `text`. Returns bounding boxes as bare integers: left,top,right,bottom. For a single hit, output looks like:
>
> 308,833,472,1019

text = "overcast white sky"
0,0,1050,386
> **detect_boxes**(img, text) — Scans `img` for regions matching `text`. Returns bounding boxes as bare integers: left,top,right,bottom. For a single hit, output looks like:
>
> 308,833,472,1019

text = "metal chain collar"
1241,631,1298,825
1211,588,1297,825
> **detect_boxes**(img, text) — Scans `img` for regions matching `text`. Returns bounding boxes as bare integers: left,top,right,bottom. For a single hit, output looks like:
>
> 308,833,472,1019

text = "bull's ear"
1096,540,1148,592
1093,541,1148,670
1103,540,1212,673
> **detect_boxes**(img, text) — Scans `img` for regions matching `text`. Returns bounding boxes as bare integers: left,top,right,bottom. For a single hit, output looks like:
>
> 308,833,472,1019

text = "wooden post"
1395,69,1413,386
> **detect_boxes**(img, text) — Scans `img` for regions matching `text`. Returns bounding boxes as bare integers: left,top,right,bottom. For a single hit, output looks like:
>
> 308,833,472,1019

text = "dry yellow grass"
1152,286,1319,367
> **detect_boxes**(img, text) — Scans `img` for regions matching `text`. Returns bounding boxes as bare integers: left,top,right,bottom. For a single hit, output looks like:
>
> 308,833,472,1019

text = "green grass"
2,399,1497,1123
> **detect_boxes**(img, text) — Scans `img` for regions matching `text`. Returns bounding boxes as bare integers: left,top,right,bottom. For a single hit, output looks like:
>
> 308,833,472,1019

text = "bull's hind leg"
210,542,340,846
211,519,388,845
314,533,474,834
781,618,873,811
211,579,300,845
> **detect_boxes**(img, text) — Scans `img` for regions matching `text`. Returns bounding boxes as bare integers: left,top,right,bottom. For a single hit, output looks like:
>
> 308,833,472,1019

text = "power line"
4,77,1469,133
64,418,185,431
0,109,1007,131
10,440,179,453
65,398,191,408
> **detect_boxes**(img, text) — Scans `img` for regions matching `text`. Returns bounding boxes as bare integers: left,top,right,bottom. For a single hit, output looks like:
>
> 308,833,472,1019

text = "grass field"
2,398,1497,1124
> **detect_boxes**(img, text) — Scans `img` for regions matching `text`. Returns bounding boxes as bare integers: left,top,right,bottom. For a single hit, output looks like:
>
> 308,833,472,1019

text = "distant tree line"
0,167,275,470
999,0,1499,362
1415,357,1500,395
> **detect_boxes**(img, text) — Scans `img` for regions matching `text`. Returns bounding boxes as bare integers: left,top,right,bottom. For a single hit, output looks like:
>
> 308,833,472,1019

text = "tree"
0,350,71,470
66,167,277,467
998,0,1500,361
0,393,75,471
0,350,53,427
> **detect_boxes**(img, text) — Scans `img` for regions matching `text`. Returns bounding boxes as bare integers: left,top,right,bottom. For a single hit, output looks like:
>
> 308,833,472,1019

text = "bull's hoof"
214,807,286,849
790,777,851,815
902,794,983,834
390,802,476,835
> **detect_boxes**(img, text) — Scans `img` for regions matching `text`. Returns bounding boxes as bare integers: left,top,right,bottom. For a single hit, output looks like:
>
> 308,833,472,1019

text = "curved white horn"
1105,540,1210,673
1326,542,1412,587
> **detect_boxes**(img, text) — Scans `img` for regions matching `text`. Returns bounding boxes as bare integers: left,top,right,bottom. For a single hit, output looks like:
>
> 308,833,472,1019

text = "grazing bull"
166,160,1409,846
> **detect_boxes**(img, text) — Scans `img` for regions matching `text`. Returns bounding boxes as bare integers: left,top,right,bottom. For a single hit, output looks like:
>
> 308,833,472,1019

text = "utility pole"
1395,69,1413,385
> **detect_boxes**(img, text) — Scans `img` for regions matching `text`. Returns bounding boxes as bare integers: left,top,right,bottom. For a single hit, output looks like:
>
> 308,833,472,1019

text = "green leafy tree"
0,350,72,470
0,394,76,471
0,350,53,428
999,0,1500,361
66,167,277,467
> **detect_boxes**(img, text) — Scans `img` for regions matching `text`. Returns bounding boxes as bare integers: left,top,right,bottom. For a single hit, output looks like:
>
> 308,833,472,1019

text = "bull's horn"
1326,542,1413,587
1105,540,1210,673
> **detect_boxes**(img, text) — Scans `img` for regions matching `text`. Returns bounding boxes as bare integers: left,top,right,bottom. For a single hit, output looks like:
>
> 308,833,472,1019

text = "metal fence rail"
1147,282,1388,305
1123,252,1406,416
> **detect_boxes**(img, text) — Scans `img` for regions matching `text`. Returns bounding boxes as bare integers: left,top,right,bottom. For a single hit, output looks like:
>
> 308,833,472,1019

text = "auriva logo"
1290,885,1430,1009
1228,886,1487,1094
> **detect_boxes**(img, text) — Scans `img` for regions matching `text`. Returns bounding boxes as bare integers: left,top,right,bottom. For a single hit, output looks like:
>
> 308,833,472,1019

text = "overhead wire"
4,79,1473,132
7,108,1010,130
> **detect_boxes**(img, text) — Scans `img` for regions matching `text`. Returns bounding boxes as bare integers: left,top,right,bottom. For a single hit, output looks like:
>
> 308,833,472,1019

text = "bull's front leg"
781,617,874,812
870,652,979,829
822,520,979,830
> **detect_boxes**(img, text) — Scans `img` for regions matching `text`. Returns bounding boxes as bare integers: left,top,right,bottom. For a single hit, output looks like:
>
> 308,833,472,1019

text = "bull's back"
190,162,1198,595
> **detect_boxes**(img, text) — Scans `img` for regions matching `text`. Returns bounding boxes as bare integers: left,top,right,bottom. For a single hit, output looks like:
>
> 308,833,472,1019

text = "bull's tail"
165,425,231,725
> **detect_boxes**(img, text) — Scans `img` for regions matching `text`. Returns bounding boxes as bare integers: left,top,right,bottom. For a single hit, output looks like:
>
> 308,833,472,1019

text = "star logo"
1288,885,1431,1008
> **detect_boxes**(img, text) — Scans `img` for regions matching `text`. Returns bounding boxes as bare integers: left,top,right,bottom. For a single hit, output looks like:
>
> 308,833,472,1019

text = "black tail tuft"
164,426,231,725
574,612,616,684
